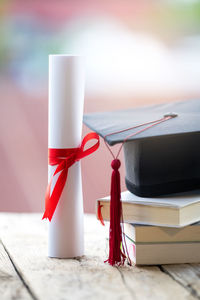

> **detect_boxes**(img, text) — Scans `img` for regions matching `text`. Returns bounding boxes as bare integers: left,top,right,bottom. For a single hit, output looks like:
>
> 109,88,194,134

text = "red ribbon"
97,202,105,226
42,132,100,221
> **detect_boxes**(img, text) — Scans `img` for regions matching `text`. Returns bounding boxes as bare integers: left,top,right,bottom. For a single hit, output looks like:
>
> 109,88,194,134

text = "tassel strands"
103,115,177,266
106,159,126,266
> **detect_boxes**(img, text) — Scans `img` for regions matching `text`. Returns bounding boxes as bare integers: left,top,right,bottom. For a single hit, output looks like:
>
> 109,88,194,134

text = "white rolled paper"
48,55,84,258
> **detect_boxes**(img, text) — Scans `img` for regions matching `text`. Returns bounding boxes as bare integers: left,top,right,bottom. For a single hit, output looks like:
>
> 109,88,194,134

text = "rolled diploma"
48,55,84,258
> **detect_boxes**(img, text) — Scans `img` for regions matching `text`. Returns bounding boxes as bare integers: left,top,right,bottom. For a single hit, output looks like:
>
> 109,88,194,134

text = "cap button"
164,112,178,118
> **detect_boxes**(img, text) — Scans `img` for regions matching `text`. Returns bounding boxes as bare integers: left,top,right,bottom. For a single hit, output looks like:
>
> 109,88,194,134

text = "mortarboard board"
83,99,200,197
83,99,200,266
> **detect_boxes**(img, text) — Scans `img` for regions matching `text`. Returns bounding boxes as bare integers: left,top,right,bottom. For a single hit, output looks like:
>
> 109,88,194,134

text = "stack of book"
97,190,200,265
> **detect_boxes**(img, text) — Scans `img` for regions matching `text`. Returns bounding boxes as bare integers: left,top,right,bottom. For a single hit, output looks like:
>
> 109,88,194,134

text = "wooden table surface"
0,213,199,300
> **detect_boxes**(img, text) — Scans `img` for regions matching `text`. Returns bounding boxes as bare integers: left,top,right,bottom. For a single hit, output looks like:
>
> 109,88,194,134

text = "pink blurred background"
1,0,200,213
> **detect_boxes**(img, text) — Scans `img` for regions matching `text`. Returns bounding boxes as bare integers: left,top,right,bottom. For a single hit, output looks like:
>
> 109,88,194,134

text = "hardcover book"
97,190,200,227
124,222,200,265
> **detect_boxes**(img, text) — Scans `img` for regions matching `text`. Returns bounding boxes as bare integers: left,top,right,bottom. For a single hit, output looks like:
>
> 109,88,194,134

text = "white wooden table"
0,213,199,300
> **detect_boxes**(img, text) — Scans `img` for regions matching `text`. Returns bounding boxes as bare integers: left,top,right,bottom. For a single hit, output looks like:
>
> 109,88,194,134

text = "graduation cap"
83,99,200,266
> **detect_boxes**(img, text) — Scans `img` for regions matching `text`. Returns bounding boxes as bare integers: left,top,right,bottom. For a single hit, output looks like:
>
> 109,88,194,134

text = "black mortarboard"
83,99,200,197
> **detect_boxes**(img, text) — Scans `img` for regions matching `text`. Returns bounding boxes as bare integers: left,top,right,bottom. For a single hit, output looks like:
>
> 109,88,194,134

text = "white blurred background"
1,0,200,213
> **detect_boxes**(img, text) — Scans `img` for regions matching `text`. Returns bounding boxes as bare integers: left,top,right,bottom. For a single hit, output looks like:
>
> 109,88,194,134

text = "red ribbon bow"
42,132,100,221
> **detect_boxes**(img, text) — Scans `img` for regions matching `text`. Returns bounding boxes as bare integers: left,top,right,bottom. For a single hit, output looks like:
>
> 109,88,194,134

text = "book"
124,231,200,265
97,190,200,227
124,224,200,265
124,222,200,265
124,222,200,243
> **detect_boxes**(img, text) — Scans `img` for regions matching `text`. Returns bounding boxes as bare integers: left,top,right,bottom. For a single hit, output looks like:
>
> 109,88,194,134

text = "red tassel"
106,159,126,266
102,115,176,266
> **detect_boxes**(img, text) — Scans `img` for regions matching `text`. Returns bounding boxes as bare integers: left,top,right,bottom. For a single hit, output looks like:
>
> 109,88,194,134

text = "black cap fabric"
83,99,200,197
83,99,200,146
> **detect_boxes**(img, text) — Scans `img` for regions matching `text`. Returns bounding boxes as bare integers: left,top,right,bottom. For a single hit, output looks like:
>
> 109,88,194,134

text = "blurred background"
1,0,200,213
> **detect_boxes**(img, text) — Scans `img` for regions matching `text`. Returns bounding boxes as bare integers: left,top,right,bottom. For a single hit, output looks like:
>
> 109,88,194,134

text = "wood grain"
0,213,197,300
161,264,200,299
0,242,32,300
